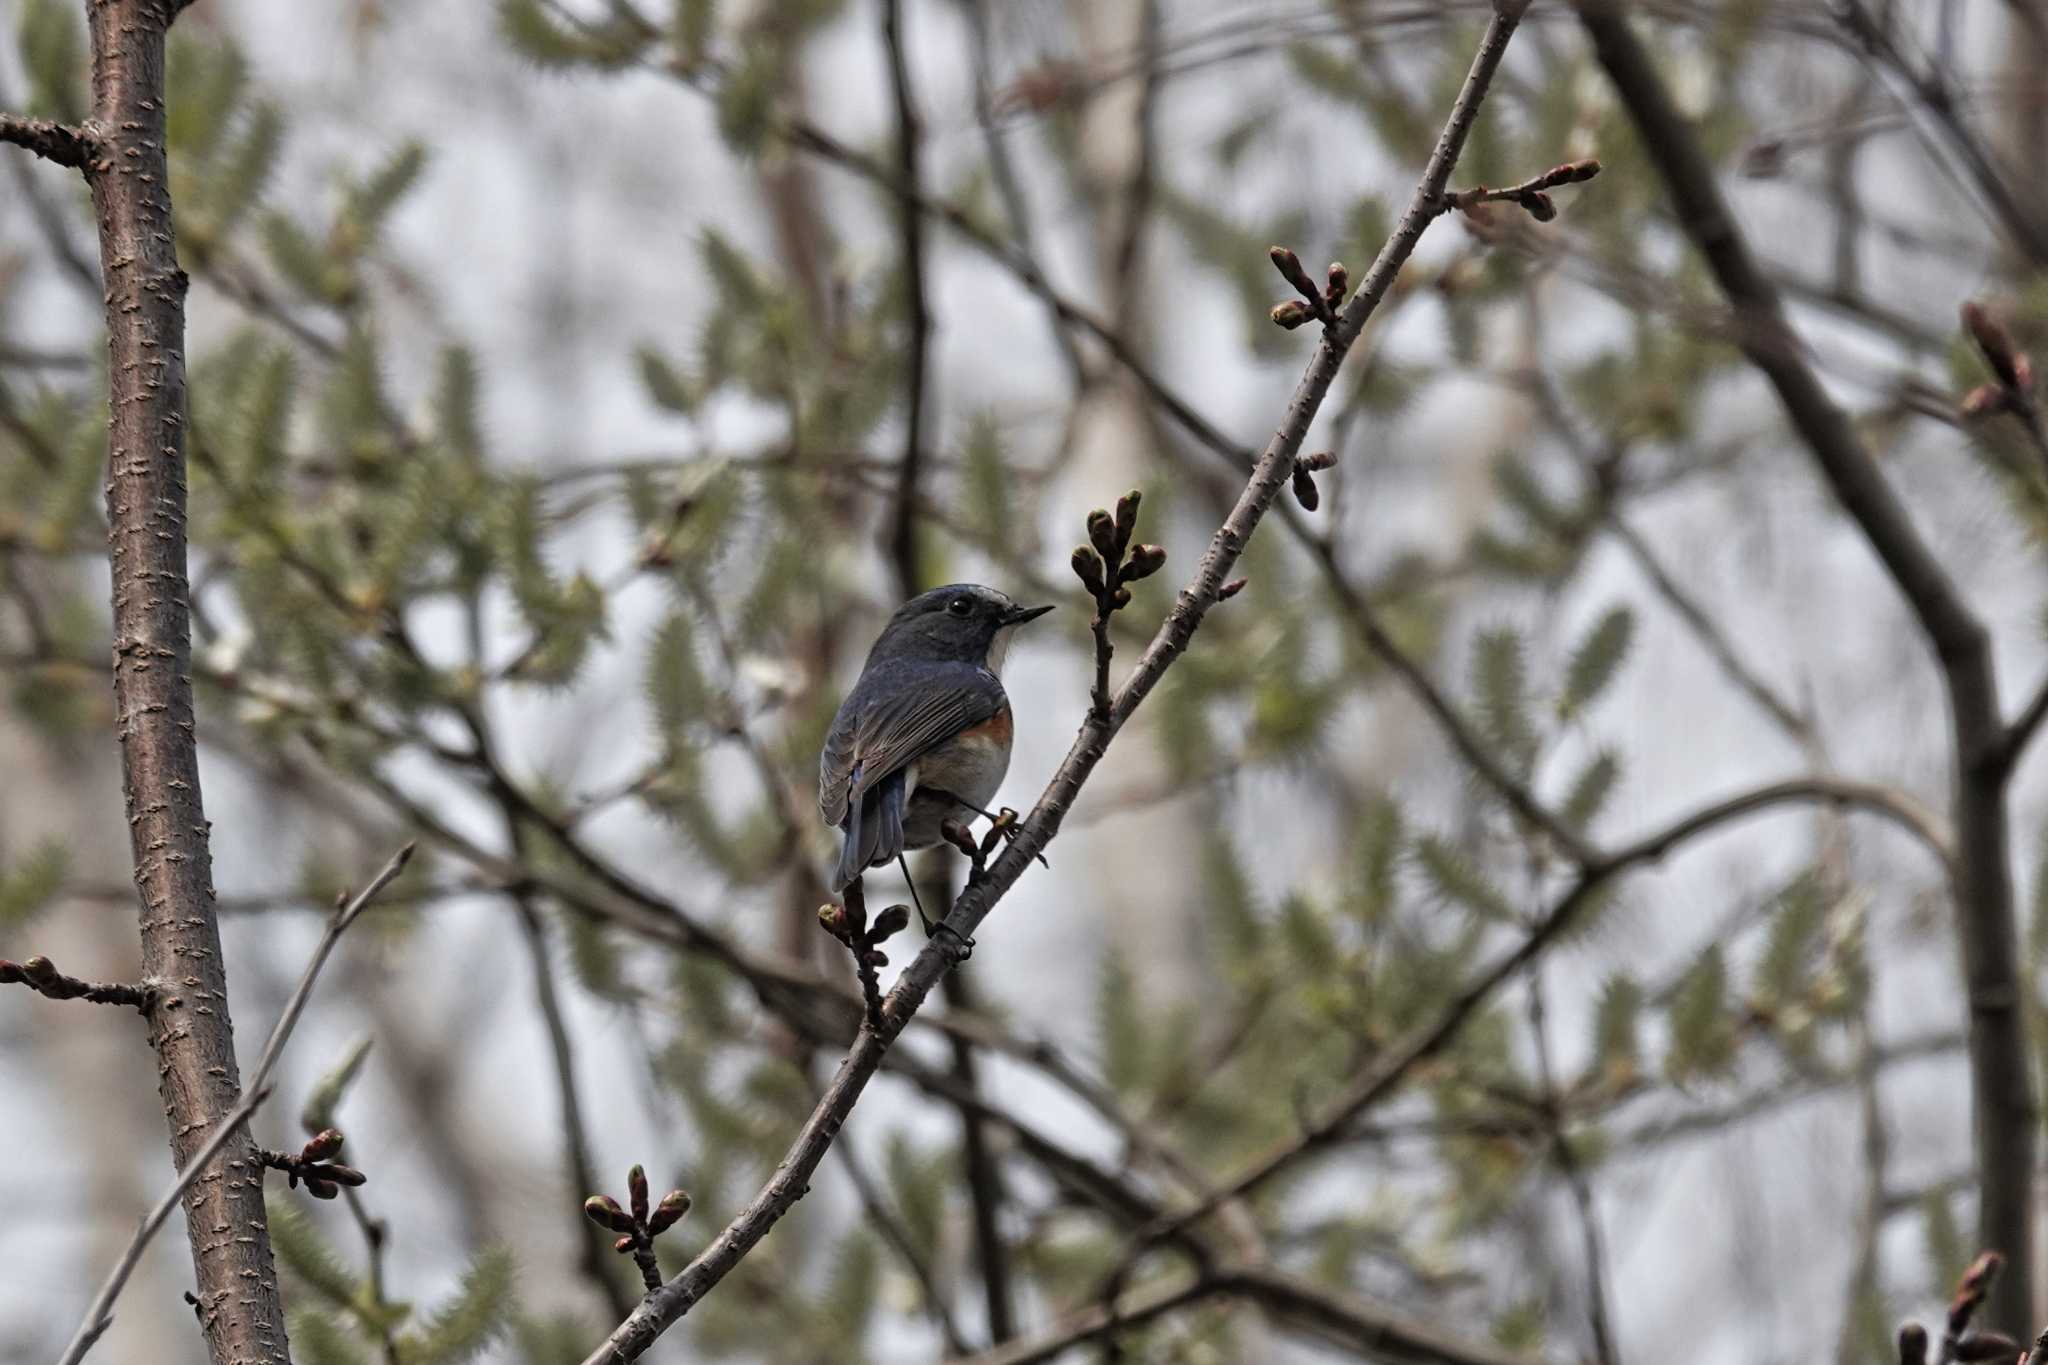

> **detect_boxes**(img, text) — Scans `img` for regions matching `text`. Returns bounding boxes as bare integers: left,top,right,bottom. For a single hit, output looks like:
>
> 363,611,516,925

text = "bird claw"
930,919,975,961
986,808,1049,869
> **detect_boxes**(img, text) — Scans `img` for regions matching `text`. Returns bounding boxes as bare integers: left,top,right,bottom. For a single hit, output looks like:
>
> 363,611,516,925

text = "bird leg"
898,852,974,958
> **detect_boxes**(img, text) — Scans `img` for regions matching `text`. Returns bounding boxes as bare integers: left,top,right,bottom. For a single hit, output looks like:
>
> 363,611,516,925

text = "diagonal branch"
575,6,1534,1360
947,1261,1538,1365
56,845,413,1365
1577,0,2036,1332
1128,773,1956,1246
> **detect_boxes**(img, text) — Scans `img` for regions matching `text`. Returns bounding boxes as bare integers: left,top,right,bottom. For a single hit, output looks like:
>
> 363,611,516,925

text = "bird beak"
1005,603,1055,626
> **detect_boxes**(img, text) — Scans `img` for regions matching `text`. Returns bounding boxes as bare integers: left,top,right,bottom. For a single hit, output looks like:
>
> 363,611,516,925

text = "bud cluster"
819,878,913,1029
1073,490,1168,720
1957,301,2041,450
1291,449,1338,513
1440,157,1603,224
583,1164,692,1292
1267,245,1348,330
261,1129,368,1201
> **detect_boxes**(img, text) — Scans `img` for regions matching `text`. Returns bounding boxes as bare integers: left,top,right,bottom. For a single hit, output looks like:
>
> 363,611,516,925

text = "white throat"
986,623,1018,676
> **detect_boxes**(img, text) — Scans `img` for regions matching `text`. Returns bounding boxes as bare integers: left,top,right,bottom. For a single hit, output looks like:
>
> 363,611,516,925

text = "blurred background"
3,0,2047,1361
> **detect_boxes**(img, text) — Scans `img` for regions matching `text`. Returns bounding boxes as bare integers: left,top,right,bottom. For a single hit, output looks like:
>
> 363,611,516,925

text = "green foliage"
497,0,650,69
715,39,781,153
1352,795,1404,924
1096,948,1150,1093
1557,607,1635,721
291,1309,372,1365
0,836,69,932
300,1034,375,1133
1922,1189,1968,1299
564,910,636,1004
1665,945,1737,1082
268,1196,362,1309
1560,749,1621,832
1491,1297,1547,1353
1414,836,1514,923
1754,871,1826,1008
18,0,85,121
636,345,702,416
1470,625,1537,774
399,1245,517,1365
959,412,1015,561
1590,973,1642,1084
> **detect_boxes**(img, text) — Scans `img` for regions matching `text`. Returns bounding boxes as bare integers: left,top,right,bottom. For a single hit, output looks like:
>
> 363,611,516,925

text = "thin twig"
1525,972,1619,1365
945,1262,1538,1365
881,0,932,586
56,844,413,1365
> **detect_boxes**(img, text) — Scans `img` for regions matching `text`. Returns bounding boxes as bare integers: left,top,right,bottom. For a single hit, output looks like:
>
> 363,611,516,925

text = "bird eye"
947,596,973,617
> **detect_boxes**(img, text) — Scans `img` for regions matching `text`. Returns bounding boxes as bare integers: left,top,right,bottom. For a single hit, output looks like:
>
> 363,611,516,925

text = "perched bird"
819,584,1053,924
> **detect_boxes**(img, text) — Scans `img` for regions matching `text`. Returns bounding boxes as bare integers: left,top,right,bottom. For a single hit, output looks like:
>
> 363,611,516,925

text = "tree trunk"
83,1,290,1359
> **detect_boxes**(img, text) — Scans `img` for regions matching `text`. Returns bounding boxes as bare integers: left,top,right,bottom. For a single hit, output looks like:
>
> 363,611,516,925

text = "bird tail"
834,771,906,890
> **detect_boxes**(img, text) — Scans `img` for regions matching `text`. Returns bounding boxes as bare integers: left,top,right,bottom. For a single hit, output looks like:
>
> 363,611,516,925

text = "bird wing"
819,661,1004,826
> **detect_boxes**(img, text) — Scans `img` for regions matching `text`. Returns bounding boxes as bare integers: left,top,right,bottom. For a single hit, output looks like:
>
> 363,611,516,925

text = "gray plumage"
820,584,1052,890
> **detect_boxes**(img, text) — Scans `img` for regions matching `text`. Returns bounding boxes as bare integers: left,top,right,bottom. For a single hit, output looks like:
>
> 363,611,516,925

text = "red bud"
1071,545,1107,596
1269,299,1315,330
628,1165,649,1223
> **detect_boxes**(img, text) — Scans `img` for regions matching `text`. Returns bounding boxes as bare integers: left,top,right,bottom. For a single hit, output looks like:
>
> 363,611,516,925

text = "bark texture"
83,1,290,1359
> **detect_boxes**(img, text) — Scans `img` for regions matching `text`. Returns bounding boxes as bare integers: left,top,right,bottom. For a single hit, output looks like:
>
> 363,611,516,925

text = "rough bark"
83,1,290,1359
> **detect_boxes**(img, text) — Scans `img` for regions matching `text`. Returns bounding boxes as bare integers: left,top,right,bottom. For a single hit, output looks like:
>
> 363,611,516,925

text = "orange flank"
957,705,1013,747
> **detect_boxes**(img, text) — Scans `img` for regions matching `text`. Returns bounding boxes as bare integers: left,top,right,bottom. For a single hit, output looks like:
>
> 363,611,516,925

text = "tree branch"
575,8,1534,1360
0,955,152,1010
1130,773,1956,1245
1586,2,2037,1329
881,0,931,587
57,845,412,1365
946,1262,1539,1365
0,112,95,169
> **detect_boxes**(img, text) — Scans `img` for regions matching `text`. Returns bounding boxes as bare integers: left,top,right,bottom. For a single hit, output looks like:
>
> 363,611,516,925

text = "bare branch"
0,112,95,169
575,9,1535,1361
56,844,413,1365
0,955,152,1010
946,1262,1539,1365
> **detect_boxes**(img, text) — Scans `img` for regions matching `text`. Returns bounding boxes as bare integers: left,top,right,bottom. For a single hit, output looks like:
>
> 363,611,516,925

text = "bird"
819,584,1053,931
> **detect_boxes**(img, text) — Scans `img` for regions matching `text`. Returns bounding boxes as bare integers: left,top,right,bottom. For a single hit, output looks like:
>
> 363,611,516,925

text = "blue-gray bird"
819,585,1053,916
